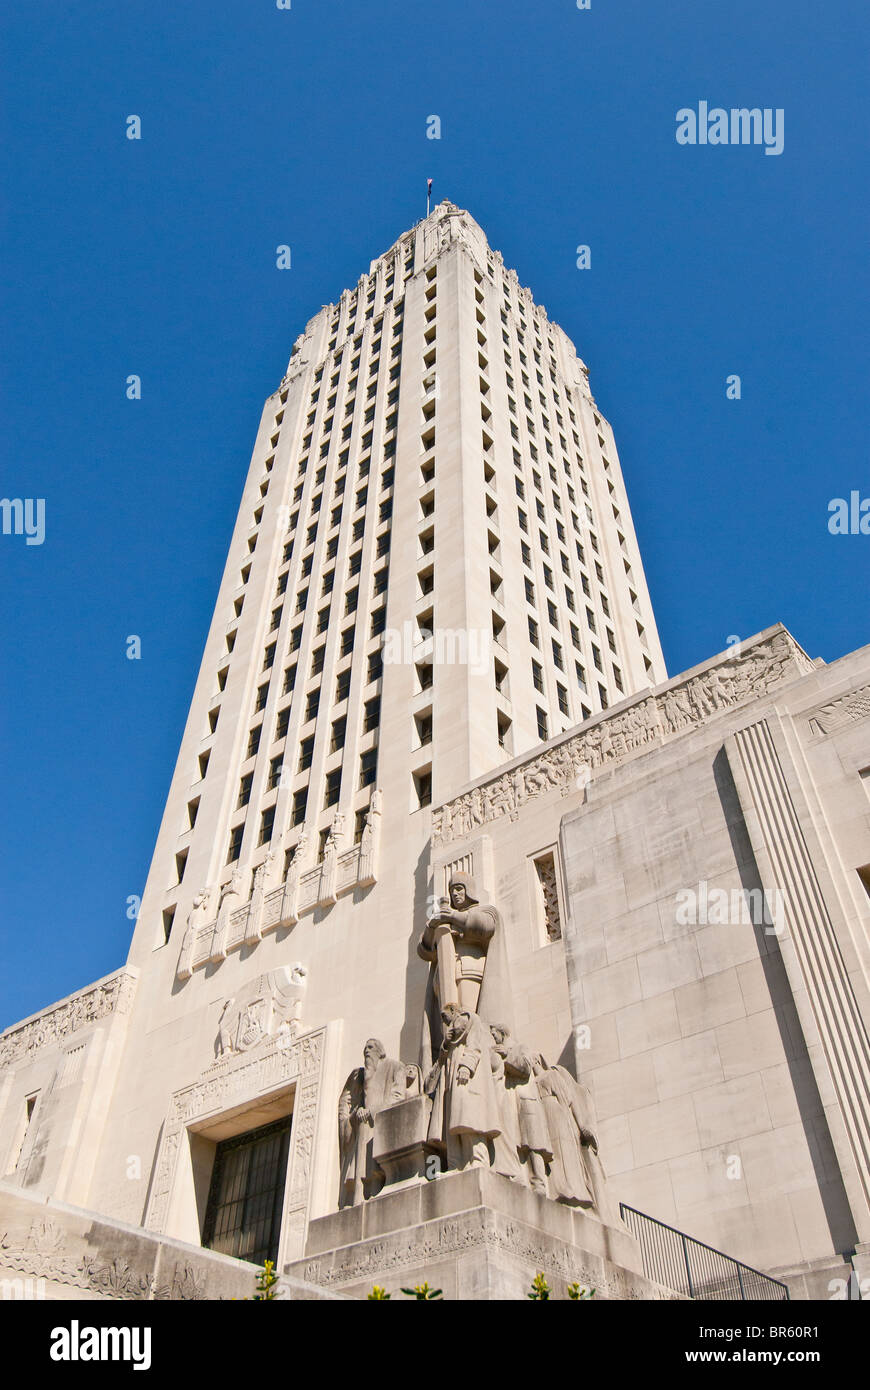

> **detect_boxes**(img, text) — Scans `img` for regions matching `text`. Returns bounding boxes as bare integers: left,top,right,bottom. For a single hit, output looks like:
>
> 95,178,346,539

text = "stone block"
287,1168,674,1300
372,1093,431,1188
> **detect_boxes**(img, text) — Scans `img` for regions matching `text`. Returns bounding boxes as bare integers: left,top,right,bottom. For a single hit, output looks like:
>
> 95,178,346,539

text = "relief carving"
0,970,137,1070
433,632,808,844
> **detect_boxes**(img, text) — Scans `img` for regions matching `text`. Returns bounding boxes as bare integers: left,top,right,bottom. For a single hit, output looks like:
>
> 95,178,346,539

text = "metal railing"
620,1203,789,1300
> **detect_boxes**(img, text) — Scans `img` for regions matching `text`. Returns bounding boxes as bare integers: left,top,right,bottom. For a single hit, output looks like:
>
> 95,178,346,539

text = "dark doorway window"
202,1115,292,1266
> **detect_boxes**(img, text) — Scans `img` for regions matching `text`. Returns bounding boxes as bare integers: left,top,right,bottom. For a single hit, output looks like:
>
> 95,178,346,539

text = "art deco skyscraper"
129,200,666,968
7,202,866,1300
5,202,668,1262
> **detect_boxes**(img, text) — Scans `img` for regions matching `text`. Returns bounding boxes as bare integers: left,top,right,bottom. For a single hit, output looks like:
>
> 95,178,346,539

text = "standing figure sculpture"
489,1023,525,1181
545,1062,616,1223
535,1058,595,1207
424,1004,502,1172
338,1039,421,1207
495,1028,552,1194
418,872,513,1074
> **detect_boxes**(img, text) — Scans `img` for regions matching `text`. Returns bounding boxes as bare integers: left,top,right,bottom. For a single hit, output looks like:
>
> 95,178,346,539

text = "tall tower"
127,200,666,970
9,202,667,1268
5,204,869,1302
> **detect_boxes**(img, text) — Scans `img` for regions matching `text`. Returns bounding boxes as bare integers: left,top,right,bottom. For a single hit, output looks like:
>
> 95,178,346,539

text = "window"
305,690,320,721
536,707,549,741
292,788,308,825
360,748,378,787
364,696,381,732
227,823,244,863
330,717,346,752
414,769,432,808
368,650,383,682
276,705,290,740
324,769,341,808
238,773,253,808
336,669,351,702
268,756,284,791
247,726,261,758
202,1118,292,1267
259,806,276,845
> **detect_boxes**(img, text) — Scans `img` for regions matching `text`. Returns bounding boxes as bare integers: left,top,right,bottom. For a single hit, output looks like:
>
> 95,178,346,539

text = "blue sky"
1,0,867,1028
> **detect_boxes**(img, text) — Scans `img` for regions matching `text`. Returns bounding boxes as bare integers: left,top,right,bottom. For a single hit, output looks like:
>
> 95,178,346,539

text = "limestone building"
1,202,868,1301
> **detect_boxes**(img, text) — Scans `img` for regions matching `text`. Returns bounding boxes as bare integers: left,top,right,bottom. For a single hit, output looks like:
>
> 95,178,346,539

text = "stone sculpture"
418,871,513,1073
338,1039,421,1207
212,965,309,1061
176,888,210,981
535,1058,595,1207
424,1005,502,1172
495,1028,552,1194
341,879,615,1221
488,1024,525,1181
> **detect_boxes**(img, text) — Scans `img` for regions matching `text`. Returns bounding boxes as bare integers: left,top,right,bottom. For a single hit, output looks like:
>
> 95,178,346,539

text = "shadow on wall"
713,747,858,1258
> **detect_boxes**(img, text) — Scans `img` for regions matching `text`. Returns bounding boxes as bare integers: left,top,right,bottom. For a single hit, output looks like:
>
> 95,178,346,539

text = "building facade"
1,203,868,1300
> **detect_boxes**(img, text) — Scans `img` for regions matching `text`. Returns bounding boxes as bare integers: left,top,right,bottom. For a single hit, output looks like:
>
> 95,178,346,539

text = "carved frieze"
0,969,138,1071
297,1207,675,1300
433,631,811,845
804,681,870,737
0,1220,208,1300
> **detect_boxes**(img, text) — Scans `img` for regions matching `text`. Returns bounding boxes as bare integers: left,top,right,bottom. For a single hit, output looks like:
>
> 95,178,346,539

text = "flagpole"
427,179,432,217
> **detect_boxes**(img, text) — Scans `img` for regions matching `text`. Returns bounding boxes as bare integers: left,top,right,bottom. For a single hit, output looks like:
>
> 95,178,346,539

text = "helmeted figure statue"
418,872,513,1074
424,1004,502,1172
338,1039,421,1207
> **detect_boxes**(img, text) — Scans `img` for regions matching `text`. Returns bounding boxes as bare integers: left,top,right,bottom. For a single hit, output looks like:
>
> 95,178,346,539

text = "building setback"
1,203,868,1301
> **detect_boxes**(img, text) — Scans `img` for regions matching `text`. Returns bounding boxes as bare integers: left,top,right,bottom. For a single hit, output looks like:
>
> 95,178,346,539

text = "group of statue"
338,872,612,1220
